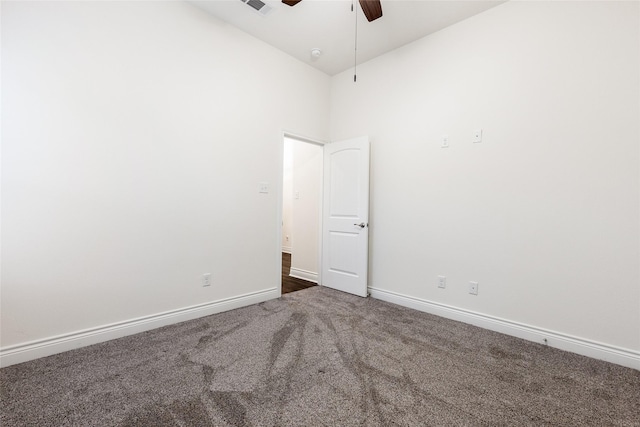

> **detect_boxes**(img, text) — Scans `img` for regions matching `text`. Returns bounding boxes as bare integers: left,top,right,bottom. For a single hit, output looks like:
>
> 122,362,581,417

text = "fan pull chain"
353,0,358,82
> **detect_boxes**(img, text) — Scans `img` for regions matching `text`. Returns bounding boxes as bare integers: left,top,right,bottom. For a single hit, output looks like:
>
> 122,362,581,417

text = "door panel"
328,231,358,275
322,136,370,297
329,150,360,216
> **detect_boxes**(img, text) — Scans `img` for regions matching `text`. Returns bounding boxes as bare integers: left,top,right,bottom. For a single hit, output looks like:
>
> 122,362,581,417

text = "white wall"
330,1,639,357
1,1,329,356
290,138,322,280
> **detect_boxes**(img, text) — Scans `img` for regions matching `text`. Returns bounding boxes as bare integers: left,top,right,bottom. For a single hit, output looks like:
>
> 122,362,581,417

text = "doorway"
281,135,323,294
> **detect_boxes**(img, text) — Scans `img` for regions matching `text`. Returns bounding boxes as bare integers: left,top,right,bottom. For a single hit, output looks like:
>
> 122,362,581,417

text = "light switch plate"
259,182,269,194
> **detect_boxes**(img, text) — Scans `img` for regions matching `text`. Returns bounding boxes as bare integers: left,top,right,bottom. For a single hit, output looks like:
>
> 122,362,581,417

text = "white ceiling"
189,0,505,76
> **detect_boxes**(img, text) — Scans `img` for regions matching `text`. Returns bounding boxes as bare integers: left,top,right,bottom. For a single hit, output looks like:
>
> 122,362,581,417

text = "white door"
321,136,370,297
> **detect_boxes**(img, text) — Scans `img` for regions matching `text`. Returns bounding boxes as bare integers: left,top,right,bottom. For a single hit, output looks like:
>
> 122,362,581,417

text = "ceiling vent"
239,0,273,16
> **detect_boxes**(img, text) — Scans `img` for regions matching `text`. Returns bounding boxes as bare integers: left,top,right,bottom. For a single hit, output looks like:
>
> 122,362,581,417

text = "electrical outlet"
202,273,212,287
438,275,446,289
259,182,269,194
441,135,449,148
473,129,483,143
469,281,478,295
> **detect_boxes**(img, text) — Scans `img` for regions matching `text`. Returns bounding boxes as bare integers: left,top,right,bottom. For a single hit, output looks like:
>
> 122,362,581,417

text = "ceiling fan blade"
282,0,302,6
358,0,382,22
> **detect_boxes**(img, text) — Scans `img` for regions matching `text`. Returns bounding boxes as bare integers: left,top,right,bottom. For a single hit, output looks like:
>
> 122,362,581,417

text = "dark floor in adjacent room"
281,252,316,294
1,286,638,427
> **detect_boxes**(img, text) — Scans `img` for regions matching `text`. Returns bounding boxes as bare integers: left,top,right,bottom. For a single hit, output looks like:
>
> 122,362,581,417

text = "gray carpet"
1,286,639,426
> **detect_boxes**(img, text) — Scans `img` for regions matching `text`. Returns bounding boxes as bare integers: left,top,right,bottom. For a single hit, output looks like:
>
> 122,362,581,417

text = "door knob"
354,222,366,228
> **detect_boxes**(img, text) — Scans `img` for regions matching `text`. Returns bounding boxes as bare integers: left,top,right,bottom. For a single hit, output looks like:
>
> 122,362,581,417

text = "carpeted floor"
1,287,639,426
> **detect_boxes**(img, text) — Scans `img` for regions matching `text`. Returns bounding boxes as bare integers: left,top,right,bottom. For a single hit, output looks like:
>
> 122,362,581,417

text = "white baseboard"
282,246,292,254
289,267,318,283
0,287,279,368
369,287,640,371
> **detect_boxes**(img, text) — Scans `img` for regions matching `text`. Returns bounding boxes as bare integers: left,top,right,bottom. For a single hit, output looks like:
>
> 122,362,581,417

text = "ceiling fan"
281,0,383,22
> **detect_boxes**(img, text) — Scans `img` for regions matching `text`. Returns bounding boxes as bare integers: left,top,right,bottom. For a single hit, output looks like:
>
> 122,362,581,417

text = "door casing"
278,132,370,298
278,131,326,297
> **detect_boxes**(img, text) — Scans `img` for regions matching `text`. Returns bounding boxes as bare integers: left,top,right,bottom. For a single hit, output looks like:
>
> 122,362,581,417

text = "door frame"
278,131,327,297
